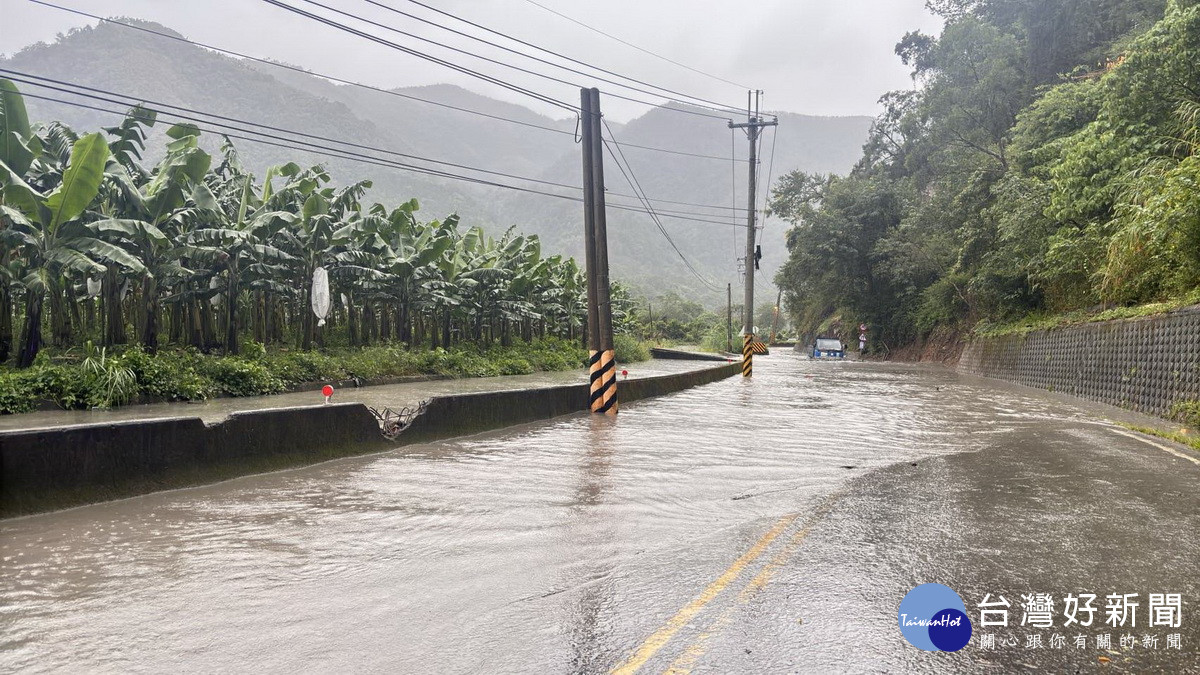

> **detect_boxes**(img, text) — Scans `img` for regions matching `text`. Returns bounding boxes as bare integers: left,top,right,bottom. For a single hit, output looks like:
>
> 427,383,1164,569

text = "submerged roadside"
0,359,737,517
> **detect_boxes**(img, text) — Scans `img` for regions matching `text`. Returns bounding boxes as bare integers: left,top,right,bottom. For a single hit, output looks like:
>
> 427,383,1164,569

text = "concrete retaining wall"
401,361,741,443
0,403,387,515
958,306,1200,417
1,362,741,516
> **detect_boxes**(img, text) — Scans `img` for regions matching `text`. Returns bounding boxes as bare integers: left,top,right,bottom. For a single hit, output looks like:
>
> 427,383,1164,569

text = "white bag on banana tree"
311,266,331,327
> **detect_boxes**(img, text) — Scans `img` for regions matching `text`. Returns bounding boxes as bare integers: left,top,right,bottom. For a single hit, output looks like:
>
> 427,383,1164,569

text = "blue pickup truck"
811,338,846,359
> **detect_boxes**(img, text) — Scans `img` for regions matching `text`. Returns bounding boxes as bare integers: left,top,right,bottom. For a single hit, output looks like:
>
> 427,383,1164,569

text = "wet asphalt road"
2,354,1198,673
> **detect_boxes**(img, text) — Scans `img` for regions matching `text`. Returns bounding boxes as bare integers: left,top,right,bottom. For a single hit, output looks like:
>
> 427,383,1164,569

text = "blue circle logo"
898,583,972,652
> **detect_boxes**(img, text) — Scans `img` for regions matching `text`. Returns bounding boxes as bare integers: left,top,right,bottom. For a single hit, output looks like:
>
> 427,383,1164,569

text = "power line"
731,127,740,265
518,0,750,91
30,1,578,130
272,0,736,121
758,123,779,248
601,119,722,292
0,69,579,191
26,2,750,164
10,79,749,228
613,138,749,164
259,0,578,113
8,67,752,221
357,0,746,116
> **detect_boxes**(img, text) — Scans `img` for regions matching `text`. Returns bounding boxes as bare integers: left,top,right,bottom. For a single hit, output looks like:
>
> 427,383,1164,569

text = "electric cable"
518,0,750,90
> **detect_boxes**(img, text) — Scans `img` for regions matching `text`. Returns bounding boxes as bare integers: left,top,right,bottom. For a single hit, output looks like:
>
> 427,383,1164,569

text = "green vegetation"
3,21,874,302
613,334,651,364
0,81,613,368
773,0,1200,348
1119,423,1200,453
975,290,1200,336
1170,400,1200,428
0,338,586,414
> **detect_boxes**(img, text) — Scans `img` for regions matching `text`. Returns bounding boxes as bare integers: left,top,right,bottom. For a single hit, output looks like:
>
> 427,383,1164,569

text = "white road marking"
1109,428,1200,466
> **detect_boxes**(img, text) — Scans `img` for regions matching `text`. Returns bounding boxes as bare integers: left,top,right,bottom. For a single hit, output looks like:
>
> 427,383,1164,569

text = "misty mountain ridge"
2,19,873,302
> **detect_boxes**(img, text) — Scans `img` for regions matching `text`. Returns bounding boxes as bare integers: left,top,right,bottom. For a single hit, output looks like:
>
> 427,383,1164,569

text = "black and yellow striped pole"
590,346,617,414
581,87,617,414
742,332,754,378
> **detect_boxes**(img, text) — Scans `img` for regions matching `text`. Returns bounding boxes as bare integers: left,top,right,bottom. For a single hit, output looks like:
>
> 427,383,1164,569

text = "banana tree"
0,78,33,362
89,121,214,352
0,130,145,366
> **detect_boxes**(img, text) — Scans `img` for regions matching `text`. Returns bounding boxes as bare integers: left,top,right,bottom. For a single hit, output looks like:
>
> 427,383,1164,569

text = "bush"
613,334,651,363
265,350,347,385
201,358,286,397
699,321,733,353
26,364,90,410
0,371,41,414
1171,401,1200,428
497,357,534,375
1,337,589,415
117,347,215,402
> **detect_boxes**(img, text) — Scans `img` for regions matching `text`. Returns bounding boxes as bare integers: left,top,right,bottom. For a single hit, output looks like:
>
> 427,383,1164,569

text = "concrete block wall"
958,306,1200,417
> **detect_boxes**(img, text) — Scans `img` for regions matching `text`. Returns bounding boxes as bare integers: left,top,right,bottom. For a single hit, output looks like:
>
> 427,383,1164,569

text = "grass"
973,290,1200,338
1116,423,1200,453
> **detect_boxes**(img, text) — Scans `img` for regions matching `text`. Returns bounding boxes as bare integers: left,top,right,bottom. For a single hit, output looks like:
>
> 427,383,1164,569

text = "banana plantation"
0,80,599,369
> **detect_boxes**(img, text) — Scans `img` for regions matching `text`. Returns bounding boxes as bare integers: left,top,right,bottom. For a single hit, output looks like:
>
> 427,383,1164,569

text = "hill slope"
3,20,872,302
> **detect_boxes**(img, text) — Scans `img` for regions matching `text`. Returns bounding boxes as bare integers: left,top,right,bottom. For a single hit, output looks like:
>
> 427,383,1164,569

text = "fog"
3,0,942,121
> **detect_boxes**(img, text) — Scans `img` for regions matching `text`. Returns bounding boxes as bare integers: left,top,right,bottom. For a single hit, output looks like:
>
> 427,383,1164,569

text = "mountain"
2,20,873,303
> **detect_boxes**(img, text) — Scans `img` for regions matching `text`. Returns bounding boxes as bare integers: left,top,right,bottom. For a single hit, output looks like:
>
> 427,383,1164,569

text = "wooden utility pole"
726,283,732,353
770,288,782,344
581,87,617,414
729,91,776,377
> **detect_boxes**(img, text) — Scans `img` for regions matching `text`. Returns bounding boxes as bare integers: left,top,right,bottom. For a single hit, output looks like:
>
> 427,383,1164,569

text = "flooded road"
2,355,1198,672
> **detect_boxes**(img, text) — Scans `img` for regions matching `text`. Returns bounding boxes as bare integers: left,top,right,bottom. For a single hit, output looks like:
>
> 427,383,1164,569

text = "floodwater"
0,357,714,430
2,354,1198,673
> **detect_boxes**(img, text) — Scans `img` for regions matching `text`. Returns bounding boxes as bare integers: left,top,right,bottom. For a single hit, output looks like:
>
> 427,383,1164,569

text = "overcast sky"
2,0,942,122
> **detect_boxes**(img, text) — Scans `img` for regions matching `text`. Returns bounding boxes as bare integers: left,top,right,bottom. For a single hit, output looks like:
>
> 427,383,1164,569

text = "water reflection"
0,355,1150,672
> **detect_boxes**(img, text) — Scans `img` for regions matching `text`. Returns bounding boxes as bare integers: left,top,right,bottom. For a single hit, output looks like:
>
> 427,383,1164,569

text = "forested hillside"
773,0,1200,348
2,19,872,302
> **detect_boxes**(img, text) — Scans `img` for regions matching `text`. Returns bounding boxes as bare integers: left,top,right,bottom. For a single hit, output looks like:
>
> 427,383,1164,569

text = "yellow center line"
609,512,800,675
664,494,844,674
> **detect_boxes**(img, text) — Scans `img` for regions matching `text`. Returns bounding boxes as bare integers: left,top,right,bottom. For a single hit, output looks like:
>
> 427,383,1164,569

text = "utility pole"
770,288,782,344
581,87,617,414
729,91,776,377
726,283,732,353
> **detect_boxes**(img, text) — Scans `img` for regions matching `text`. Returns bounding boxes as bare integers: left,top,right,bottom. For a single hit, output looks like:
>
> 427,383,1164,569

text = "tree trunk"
16,291,44,368
199,301,215,351
301,283,313,350
49,279,70,348
0,283,11,363
380,305,391,343
252,291,265,344
400,294,411,345
442,308,451,349
103,269,126,346
347,294,359,347
361,303,373,347
225,271,240,356
141,275,159,354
